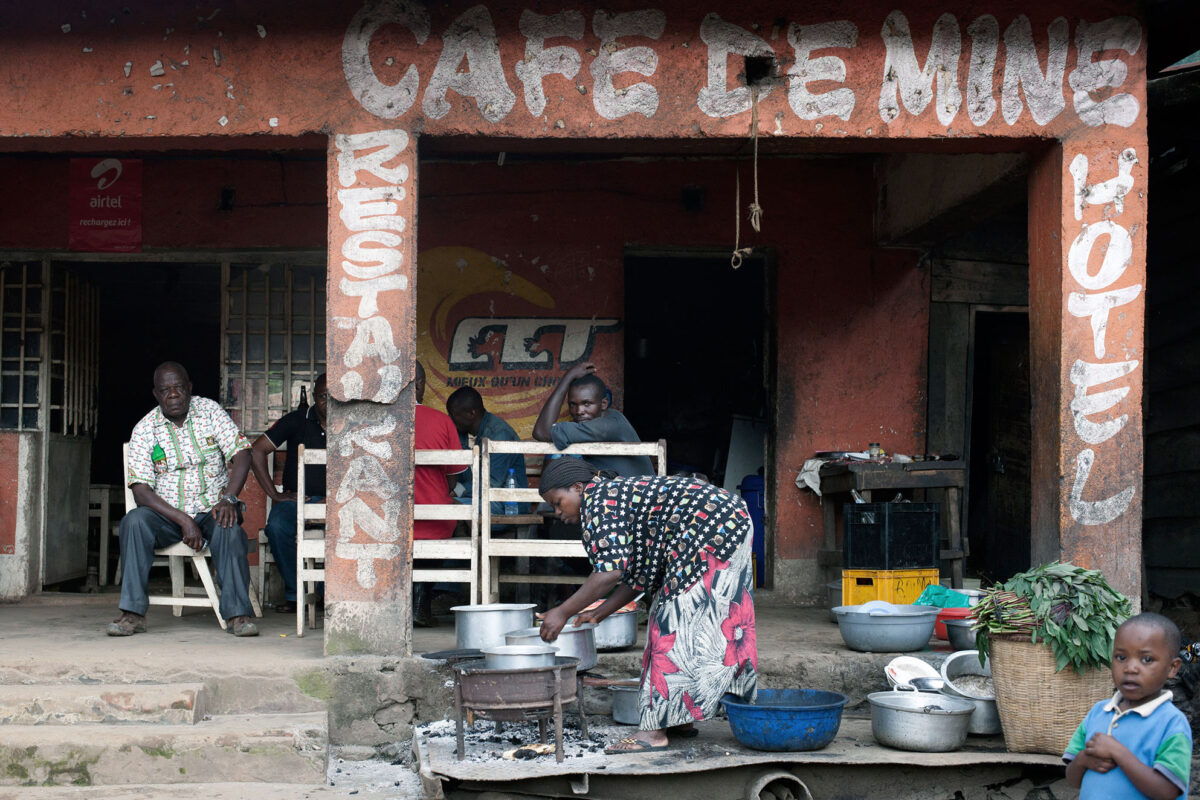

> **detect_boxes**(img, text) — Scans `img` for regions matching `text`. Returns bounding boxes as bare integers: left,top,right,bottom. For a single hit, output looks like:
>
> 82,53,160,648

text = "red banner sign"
68,158,142,252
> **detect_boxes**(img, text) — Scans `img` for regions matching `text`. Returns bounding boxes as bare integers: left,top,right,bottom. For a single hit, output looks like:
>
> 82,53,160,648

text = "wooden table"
816,460,968,587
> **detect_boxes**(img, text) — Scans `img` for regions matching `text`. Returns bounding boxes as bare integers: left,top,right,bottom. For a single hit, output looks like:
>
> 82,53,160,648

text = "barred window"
0,261,43,430
221,261,326,436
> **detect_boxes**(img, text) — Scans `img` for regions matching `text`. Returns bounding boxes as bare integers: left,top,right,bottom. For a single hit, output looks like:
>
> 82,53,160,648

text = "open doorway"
966,309,1032,584
622,252,770,487
66,261,222,485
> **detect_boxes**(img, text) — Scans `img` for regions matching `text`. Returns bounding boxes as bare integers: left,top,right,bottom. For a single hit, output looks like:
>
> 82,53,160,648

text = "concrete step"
0,683,206,725
0,712,328,787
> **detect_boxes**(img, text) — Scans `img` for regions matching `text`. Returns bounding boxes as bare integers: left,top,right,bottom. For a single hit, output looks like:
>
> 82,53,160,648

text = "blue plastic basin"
722,689,848,752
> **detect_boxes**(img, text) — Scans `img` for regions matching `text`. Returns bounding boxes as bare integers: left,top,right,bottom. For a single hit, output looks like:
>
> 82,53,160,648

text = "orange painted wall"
0,153,325,250
417,156,927,560
0,433,19,554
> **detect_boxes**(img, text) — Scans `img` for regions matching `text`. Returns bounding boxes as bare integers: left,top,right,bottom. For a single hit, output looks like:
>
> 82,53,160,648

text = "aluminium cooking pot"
594,610,638,650
451,603,537,651
610,683,640,725
868,687,974,752
506,623,598,671
940,650,1001,735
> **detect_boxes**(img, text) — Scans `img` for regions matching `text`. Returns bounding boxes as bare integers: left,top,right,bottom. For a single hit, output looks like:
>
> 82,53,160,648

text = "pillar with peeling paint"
324,130,418,656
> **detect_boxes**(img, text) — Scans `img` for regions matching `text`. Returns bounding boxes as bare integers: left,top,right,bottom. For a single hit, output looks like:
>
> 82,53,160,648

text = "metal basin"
594,610,638,650
943,618,977,650
481,644,557,670
506,623,598,671
868,689,974,752
832,605,939,652
610,683,640,725
451,603,536,651
940,650,1000,735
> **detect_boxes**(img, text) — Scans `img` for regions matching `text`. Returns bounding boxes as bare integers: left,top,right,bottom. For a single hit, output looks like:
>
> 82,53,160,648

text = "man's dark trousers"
118,506,255,620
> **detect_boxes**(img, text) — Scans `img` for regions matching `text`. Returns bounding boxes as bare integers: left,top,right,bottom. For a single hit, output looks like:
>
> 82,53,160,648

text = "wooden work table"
816,460,968,587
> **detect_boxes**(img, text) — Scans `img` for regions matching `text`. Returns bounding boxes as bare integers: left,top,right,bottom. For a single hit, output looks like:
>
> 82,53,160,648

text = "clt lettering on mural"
344,4,1140,129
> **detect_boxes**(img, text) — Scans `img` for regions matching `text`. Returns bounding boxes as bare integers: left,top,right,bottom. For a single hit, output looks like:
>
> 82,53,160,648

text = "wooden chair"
413,446,481,606
479,440,667,603
256,449,281,608
295,445,327,636
119,443,263,629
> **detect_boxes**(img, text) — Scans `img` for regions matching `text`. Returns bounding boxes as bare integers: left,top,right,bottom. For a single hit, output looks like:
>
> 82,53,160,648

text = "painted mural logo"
417,246,621,437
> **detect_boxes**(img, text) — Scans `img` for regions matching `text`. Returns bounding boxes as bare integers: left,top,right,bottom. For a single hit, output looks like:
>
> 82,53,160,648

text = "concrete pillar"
1028,126,1147,603
323,129,418,656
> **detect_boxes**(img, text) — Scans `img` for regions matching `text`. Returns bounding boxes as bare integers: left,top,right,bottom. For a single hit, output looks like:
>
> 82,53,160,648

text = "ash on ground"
416,717,611,763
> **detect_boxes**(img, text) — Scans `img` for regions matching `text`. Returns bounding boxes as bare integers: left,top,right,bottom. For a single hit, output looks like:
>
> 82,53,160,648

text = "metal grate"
48,268,100,436
0,261,45,430
221,261,326,435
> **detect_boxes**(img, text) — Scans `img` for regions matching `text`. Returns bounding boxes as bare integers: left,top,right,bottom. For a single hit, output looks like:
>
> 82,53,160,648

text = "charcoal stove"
452,656,588,763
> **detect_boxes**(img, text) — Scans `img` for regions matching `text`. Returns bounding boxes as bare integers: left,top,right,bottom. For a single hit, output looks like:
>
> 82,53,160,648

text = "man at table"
414,361,467,626
108,361,259,637
532,361,653,477
445,386,528,520
249,374,327,614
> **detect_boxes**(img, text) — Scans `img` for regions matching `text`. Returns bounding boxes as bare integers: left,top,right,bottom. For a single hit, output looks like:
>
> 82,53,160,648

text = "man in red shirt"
413,361,466,625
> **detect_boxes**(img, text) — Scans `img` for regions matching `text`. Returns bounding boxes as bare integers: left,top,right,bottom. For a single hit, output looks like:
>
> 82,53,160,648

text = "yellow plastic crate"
841,568,940,606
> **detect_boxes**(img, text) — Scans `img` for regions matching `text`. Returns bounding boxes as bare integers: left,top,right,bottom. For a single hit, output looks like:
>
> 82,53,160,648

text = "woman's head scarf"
539,457,604,493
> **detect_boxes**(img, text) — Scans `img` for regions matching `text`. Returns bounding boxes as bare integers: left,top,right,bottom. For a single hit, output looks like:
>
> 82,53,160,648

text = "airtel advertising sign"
68,158,143,252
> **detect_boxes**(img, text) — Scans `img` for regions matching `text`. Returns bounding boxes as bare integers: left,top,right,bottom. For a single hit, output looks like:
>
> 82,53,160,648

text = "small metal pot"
594,610,638,650
943,618,977,650
610,683,640,725
481,645,557,670
940,650,1000,735
506,623,598,671
451,603,537,651
868,688,974,752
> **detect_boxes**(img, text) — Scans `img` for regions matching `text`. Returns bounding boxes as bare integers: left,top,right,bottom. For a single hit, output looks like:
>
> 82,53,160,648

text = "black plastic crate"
843,502,940,570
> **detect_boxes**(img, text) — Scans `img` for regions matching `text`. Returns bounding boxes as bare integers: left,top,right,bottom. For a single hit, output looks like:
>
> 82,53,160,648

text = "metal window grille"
0,261,46,430
221,261,326,436
48,268,100,436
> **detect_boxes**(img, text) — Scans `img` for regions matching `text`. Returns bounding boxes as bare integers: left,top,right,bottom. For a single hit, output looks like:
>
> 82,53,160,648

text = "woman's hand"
573,611,601,626
540,607,571,642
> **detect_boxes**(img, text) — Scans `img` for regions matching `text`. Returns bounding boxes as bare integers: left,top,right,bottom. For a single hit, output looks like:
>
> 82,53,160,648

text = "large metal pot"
940,650,1000,735
610,683,640,725
451,603,537,650
506,623,598,671
868,688,974,752
832,605,939,652
481,645,557,670
594,610,638,650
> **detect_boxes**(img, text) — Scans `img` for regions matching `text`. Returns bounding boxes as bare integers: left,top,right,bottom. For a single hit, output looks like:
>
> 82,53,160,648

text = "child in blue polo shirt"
1064,612,1191,799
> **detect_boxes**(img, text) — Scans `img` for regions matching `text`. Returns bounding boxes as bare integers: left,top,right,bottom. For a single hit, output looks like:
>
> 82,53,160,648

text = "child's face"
1110,622,1182,707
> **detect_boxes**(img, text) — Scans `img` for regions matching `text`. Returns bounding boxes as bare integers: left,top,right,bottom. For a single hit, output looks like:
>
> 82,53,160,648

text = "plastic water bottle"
503,468,519,516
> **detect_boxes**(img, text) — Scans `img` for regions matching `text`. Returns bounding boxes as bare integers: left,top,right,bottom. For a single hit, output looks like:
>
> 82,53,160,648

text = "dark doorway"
966,310,1032,583
69,261,222,484
622,253,769,487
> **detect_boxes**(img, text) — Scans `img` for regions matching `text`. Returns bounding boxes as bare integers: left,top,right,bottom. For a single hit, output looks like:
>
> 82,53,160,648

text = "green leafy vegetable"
971,562,1131,674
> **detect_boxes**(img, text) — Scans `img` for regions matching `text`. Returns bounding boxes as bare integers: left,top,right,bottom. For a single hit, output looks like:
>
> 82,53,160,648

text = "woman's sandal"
604,736,670,755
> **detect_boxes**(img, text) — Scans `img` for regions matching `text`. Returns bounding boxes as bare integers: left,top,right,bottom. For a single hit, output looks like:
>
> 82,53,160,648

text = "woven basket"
990,635,1113,754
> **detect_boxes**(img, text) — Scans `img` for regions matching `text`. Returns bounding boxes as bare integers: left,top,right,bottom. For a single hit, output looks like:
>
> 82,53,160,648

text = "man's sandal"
604,736,670,755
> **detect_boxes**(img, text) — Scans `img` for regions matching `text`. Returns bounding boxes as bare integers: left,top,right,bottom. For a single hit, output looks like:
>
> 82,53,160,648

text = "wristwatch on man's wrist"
221,493,239,506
